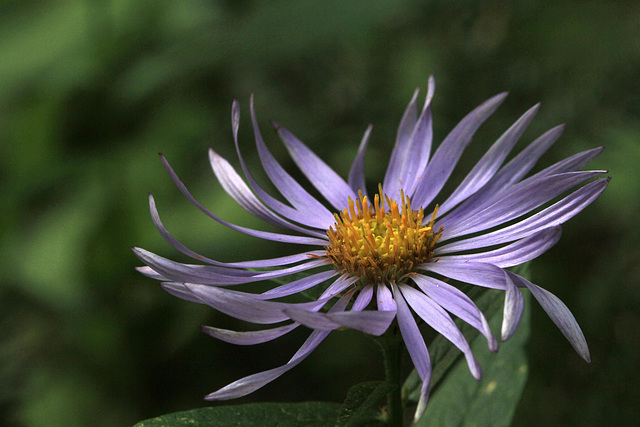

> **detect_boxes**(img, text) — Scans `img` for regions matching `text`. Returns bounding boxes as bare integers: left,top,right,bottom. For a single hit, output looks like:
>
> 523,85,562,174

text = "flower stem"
378,325,404,426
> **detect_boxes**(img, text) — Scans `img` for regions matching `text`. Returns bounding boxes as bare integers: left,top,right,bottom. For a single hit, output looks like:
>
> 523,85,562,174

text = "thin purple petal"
412,274,497,352
204,290,352,400
420,260,507,290
148,193,326,267
509,272,590,362
400,284,482,380
411,92,508,208
439,226,562,268
182,283,330,324
159,154,330,246
437,104,539,216
501,270,524,341
437,178,610,253
348,125,372,197
201,323,299,345
274,122,358,211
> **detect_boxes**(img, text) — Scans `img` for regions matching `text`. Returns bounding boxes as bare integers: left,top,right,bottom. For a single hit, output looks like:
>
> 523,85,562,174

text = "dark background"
1,1,638,426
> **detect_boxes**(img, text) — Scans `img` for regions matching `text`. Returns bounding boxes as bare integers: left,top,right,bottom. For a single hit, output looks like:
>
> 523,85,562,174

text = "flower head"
134,77,608,420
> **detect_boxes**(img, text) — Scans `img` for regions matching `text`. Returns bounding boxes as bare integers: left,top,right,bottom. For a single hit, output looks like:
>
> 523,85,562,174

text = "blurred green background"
1,0,638,426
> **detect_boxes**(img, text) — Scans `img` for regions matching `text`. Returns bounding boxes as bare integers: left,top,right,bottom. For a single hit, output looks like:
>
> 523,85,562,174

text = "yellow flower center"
326,185,442,283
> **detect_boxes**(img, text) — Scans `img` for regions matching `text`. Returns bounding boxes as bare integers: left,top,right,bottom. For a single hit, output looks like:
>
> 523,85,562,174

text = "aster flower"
134,77,608,422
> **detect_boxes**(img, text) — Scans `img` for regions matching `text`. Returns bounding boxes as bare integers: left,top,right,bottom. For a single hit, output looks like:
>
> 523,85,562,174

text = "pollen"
326,185,442,283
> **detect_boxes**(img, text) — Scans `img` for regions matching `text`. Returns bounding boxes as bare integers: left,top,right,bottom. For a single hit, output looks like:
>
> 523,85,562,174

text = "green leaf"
414,292,531,427
336,381,392,426
133,402,342,427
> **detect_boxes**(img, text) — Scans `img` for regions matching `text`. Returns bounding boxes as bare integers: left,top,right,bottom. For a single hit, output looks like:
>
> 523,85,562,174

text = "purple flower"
134,77,608,420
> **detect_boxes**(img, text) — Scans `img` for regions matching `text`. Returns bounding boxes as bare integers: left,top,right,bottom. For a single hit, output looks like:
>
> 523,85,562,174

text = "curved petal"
528,146,605,181
148,193,326,267
508,272,590,362
159,153,330,246
274,122,357,211
385,78,435,200
348,125,372,197
440,171,605,241
438,226,562,268
377,283,397,311
318,274,360,299
136,266,167,281
420,260,507,290
284,305,395,336
204,290,352,400
391,284,431,421
232,99,334,230
133,247,328,285
182,283,331,324
201,323,300,345
411,274,497,352
400,284,482,380
437,124,564,226
383,88,419,199
351,284,374,311
161,282,207,304
437,178,610,253
258,270,339,300
208,149,327,238
411,92,508,208
501,270,524,341
437,103,539,216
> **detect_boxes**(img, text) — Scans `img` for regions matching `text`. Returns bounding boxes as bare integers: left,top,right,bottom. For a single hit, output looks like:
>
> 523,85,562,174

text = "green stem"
378,326,404,427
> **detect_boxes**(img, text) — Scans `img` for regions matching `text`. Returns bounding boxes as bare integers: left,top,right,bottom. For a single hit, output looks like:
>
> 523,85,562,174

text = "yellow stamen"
326,185,442,283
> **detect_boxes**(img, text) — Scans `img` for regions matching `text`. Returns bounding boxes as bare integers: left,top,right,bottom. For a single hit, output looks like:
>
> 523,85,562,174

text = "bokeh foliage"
1,0,638,425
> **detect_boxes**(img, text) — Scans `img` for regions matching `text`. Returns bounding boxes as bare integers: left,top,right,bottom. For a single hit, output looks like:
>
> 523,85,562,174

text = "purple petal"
162,282,207,304
383,88,419,199
440,171,605,241
284,304,395,335
201,323,299,345
318,274,360,299
204,289,352,400
437,104,539,216
391,284,431,418
159,154,330,246
420,260,507,290
528,146,605,180
274,122,357,211
411,92,508,208
148,193,327,267
439,226,562,268
377,283,397,311
348,125,372,197
501,270,524,341
437,178,610,253
437,125,564,226
182,283,331,324
385,78,435,200
133,247,327,285
231,100,333,230
400,284,482,380
247,97,336,228
508,272,590,362
136,266,167,281
392,284,431,381
208,149,327,238
205,327,332,400
283,292,354,331
412,274,497,352
351,285,374,311
258,270,338,299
